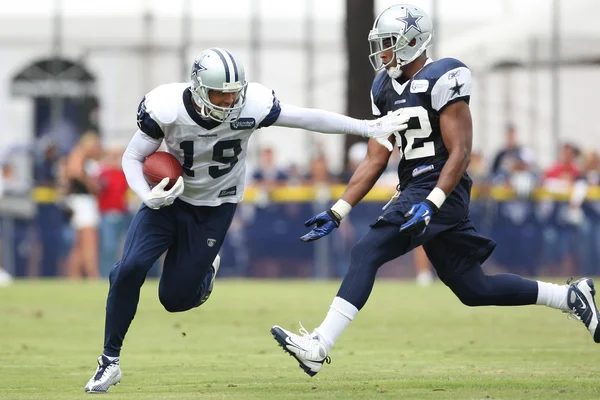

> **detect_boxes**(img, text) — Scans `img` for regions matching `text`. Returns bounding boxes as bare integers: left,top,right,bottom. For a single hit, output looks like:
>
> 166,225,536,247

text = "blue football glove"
300,210,341,242
399,200,438,236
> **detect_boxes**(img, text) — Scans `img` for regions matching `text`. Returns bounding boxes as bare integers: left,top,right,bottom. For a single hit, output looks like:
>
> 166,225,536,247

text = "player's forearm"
435,148,470,196
340,158,387,207
274,103,370,136
122,130,162,200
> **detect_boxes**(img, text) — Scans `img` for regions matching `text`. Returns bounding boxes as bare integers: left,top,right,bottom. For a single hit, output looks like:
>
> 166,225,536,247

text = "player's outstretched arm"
273,103,408,151
300,139,391,242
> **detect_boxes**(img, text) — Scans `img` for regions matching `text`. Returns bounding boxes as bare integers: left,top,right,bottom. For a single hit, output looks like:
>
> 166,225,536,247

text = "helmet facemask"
368,31,432,79
191,79,248,123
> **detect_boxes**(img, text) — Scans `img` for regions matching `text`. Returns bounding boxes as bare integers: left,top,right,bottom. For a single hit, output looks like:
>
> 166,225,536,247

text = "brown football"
143,152,183,190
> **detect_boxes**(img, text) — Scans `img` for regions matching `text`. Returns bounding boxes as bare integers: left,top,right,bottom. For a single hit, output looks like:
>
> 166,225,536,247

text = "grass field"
1,279,599,400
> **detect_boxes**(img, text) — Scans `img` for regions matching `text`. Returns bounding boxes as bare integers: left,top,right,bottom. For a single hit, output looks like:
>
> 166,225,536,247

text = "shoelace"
94,359,118,381
298,322,331,364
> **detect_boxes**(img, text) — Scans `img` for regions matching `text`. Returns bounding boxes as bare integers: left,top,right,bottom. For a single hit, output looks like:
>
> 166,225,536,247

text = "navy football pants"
337,186,538,310
103,200,236,357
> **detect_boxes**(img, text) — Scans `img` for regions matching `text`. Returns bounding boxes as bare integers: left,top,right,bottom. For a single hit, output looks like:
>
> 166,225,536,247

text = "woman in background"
64,132,103,279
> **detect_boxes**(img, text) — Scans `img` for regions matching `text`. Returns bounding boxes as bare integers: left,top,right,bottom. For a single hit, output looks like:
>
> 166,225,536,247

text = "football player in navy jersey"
83,47,412,393
271,4,600,377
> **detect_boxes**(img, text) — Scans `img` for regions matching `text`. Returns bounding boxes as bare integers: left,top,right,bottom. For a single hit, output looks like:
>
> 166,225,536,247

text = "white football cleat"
271,324,330,377
84,355,122,393
567,277,600,343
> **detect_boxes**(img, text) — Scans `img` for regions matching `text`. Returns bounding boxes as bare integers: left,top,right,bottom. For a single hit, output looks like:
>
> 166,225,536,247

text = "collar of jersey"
391,58,434,96
183,87,222,130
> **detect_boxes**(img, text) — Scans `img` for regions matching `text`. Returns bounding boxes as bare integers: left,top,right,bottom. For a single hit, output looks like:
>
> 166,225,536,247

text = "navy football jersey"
371,58,472,190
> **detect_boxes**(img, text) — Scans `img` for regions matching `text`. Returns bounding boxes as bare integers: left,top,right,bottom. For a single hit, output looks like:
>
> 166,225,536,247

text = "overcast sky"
0,0,547,22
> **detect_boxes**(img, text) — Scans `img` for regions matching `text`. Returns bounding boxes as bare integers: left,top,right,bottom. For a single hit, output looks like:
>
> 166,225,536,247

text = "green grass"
1,279,599,399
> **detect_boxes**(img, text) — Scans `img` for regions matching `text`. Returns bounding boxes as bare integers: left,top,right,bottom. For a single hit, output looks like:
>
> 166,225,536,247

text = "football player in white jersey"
270,4,600,378
84,47,411,393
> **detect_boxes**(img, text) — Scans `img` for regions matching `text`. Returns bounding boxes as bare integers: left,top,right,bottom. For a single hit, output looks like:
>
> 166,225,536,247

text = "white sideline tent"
437,0,600,167
441,0,600,69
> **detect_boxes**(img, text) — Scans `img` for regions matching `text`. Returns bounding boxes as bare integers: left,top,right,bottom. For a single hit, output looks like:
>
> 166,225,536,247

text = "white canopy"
440,0,600,70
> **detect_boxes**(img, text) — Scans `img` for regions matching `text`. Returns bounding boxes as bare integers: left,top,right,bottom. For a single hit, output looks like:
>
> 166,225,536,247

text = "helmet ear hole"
408,38,417,47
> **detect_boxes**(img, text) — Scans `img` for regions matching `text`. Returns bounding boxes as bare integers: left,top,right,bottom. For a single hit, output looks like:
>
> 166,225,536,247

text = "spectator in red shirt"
98,148,131,278
544,143,582,185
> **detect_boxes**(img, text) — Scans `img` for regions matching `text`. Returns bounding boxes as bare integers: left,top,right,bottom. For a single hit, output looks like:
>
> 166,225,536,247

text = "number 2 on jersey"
399,106,435,160
179,140,242,179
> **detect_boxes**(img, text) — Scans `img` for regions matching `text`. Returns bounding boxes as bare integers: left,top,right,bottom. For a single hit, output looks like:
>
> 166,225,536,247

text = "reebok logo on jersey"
218,186,237,198
448,69,461,79
230,118,256,130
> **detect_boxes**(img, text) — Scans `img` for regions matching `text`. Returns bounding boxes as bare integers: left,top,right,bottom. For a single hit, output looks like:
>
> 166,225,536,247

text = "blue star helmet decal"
194,61,207,73
396,8,423,35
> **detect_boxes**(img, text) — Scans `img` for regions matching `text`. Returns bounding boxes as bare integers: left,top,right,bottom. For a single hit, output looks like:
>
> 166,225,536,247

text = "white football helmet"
368,4,433,78
190,48,248,122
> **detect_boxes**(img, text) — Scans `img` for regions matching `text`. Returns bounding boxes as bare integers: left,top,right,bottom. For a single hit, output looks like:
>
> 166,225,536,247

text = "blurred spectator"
306,153,336,187
286,164,305,186
544,142,582,189
491,124,536,183
0,163,29,196
569,151,600,275
64,131,103,279
541,143,583,277
0,164,17,285
252,147,289,207
340,141,368,183
34,141,60,188
252,147,289,189
97,148,131,278
468,151,488,185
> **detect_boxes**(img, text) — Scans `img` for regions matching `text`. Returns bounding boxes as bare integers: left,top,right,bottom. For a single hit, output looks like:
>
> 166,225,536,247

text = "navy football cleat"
567,278,600,343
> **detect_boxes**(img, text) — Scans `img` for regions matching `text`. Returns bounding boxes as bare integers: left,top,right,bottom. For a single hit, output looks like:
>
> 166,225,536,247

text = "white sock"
103,354,119,362
536,281,569,311
313,297,359,351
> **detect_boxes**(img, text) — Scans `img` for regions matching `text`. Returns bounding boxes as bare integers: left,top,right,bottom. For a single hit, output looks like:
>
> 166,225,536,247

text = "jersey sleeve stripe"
258,91,282,128
437,96,469,114
136,97,165,139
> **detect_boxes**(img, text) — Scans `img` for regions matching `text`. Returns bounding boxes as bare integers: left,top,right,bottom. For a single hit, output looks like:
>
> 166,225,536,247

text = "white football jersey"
137,82,280,206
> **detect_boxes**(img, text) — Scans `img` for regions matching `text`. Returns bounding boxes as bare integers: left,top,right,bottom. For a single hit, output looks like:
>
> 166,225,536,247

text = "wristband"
331,199,353,220
425,187,446,211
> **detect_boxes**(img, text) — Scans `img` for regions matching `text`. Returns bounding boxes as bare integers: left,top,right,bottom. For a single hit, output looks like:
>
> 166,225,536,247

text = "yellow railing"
31,184,600,204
